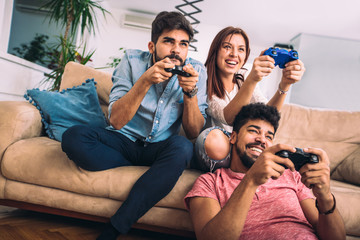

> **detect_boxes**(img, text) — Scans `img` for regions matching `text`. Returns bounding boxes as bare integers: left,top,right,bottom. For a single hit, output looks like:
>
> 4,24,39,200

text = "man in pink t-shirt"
185,103,345,240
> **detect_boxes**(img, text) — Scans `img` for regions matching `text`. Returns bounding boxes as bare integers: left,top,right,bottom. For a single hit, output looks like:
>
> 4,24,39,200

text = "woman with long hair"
195,26,305,172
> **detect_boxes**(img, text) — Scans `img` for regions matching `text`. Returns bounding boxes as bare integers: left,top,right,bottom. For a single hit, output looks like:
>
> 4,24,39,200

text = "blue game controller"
263,47,299,68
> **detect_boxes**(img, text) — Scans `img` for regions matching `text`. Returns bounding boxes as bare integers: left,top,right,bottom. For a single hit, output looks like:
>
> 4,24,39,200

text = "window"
5,0,66,68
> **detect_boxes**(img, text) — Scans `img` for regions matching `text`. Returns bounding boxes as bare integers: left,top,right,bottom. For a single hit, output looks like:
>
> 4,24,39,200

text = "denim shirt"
107,49,208,143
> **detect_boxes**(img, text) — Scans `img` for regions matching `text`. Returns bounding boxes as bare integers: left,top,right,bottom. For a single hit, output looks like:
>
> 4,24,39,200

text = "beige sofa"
0,61,359,239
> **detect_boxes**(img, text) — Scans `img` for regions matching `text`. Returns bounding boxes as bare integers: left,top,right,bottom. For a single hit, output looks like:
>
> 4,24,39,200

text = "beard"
235,140,265,169
236,147,255,169
154,48,184,65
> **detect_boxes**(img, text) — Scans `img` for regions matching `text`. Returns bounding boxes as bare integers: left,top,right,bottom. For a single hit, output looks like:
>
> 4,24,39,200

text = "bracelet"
315,193,336,215
278,84,288,95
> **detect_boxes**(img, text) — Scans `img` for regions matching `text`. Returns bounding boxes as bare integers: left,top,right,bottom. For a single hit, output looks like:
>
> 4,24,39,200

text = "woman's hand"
246,50,275,83
279,59,305,91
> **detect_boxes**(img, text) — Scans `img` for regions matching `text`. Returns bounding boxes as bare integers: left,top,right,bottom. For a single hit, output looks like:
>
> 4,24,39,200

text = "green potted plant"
41,0,109,90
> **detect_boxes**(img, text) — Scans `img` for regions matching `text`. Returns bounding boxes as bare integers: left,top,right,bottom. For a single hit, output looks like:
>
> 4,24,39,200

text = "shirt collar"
223,168,245,180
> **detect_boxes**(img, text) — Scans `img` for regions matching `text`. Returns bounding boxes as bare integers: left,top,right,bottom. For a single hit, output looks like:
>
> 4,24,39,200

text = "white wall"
290,33,360,111
85,8,152,73
4,1,344,109
0,57,47,101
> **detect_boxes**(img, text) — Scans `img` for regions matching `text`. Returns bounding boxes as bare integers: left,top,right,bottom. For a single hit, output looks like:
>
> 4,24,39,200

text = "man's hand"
278,59,305,91
299,148,332,200
299,147,345,240
178,64,199,92
141,57,174,86
246,50,275,83
244,144,296,186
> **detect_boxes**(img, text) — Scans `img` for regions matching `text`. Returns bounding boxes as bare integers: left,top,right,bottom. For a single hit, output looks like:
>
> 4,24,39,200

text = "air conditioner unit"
16,0,51,13
121,12,154,31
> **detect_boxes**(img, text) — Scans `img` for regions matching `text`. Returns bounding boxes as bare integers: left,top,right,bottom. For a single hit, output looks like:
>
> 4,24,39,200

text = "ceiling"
106,0,360,47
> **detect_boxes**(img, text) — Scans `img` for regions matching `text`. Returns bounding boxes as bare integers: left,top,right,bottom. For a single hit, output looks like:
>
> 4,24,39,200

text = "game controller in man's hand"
276,148,319,171
263,47,299,68
165,65,191,77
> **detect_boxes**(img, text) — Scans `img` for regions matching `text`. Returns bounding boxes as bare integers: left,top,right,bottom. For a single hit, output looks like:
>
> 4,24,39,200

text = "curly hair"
232,103,281,133
151,11,194,44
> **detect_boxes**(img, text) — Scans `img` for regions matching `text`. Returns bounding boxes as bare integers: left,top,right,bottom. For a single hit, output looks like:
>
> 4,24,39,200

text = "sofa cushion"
332,147,360,186
24,79,108,141
330,180,360,236
61,61,112,107
4,179,195,232
1,137,202,210
275,104,360,172
60,61,112,119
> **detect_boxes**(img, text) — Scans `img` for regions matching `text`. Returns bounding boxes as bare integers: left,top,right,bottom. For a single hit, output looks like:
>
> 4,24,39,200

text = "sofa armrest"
0,101,43,160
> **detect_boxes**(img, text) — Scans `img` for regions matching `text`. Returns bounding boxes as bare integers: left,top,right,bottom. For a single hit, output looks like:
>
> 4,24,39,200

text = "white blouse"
206,80,267,133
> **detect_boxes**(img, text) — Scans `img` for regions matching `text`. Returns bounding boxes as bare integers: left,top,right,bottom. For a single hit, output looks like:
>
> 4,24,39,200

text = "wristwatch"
182,85,198,98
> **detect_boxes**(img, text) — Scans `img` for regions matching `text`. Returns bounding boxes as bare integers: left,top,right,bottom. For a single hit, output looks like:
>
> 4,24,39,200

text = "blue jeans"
194,126,231,172
61,125,193,234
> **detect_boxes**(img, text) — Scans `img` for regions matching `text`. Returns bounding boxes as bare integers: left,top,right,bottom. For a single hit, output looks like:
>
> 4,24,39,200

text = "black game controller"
276,148,319,171
165,65,191,77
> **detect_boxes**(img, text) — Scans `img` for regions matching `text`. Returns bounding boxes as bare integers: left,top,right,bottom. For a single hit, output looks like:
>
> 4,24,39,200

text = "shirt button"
148,136,152,139
160,100,163,104
155,120,159,124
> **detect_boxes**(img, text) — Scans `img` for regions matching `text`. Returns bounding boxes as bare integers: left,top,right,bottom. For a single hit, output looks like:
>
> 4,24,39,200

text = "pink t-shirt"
185,168,317,240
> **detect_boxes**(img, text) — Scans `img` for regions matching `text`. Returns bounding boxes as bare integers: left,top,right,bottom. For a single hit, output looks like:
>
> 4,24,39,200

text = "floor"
0,206,193,240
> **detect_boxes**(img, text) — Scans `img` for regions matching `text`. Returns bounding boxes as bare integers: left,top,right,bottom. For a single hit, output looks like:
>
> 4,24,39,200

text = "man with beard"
61,11,207,240
185,103,345,240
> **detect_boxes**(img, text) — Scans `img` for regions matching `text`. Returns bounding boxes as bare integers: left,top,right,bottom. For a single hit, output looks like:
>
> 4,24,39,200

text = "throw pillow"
332,147,360,186
24,79,108,142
